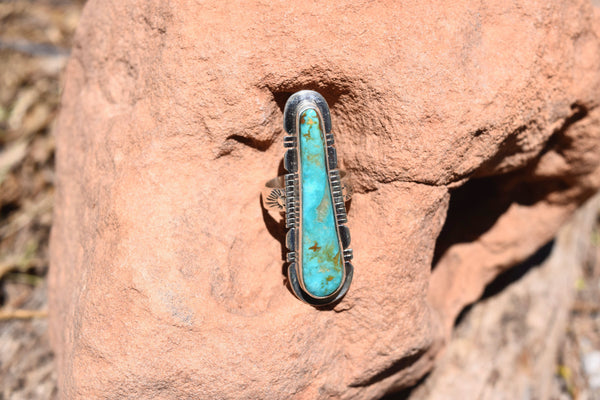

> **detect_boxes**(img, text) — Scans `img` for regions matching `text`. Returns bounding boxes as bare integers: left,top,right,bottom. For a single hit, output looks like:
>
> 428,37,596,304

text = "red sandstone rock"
412,194,600,400
49,0,600,398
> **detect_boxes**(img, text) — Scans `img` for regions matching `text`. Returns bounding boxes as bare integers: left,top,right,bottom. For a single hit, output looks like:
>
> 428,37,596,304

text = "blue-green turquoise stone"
299,108,343,297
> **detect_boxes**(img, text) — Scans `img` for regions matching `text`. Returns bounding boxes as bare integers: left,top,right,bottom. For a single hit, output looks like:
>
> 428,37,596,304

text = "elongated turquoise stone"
299,108,343,297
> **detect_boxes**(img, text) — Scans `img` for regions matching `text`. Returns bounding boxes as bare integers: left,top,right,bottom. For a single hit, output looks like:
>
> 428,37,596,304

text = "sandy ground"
0,1,597,399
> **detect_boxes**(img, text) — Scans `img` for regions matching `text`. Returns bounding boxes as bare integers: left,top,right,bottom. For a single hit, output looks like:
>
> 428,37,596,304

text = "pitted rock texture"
49,0,600,398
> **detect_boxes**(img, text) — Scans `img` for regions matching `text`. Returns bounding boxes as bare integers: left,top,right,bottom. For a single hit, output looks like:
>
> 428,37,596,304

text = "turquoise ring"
266,90,354,306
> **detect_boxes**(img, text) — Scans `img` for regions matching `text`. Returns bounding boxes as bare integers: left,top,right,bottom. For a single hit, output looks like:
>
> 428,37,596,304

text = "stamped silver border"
283,90,353,306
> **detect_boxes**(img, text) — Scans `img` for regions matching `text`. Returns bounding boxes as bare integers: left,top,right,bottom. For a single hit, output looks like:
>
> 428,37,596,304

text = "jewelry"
264,90,354,306
262,171,352,212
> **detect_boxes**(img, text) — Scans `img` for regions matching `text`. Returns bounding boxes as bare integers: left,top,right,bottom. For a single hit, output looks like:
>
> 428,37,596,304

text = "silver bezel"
283,90,353,306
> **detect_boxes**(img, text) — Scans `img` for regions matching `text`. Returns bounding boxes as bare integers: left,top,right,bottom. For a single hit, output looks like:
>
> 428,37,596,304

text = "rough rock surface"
408,194,600,400
49,0,600,398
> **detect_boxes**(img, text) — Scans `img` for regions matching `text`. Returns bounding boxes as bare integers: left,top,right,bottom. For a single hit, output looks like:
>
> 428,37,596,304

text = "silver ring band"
263,170,352,211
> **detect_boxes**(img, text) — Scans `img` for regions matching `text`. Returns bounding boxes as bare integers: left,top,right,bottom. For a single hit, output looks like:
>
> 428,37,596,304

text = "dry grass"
0,1,83,398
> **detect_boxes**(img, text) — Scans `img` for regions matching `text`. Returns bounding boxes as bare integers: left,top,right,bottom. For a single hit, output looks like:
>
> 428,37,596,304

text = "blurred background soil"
0,1,598,399
0,1,82,398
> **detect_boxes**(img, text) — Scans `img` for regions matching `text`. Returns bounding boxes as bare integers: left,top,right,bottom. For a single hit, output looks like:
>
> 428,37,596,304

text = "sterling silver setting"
281,90,354,306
